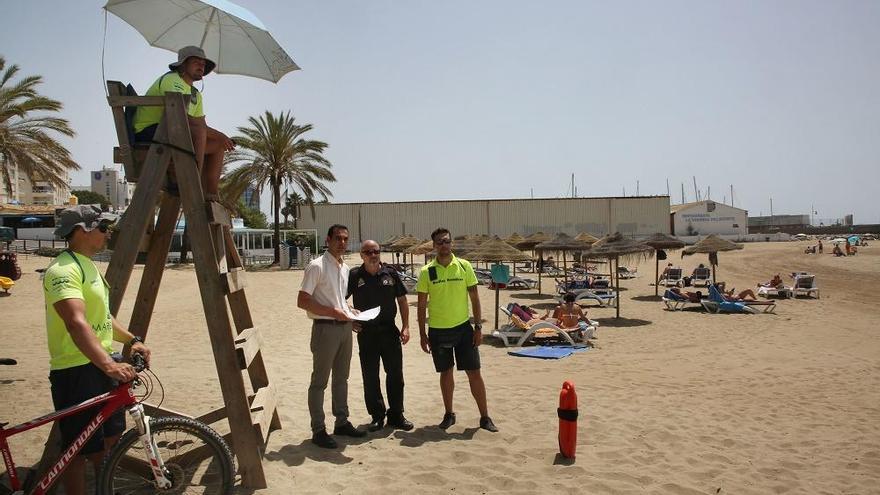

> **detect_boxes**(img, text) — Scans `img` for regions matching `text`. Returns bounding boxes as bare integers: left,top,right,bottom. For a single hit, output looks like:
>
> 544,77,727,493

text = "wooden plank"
211,224,228,272
107,95,166,107
166,91,266,488
106,81,137,182
196,405,230,426
223,268,247,294
106,121,172,316
207,201,231,226
125,194,181,343
250,384,278,445
143,402,194,419
234,327,263,370
224,228,243,269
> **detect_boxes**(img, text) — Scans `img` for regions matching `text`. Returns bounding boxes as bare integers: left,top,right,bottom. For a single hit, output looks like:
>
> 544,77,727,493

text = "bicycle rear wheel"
98,416,235,494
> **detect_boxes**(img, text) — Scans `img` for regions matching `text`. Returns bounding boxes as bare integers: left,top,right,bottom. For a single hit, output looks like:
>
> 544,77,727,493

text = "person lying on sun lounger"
722,288,758,301
669,287,703,303
758,274,784,289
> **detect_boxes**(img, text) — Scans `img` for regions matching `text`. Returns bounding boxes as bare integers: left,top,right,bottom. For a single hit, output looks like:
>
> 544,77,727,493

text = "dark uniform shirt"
347,264,407,328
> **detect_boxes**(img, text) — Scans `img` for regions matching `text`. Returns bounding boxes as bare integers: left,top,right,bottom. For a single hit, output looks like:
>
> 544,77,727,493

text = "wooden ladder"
101,81,280,488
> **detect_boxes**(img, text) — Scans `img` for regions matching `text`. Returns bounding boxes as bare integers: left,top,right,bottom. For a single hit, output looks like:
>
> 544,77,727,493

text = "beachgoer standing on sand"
416,228,498,432
347,240,414,432
132,46,235,198
43,205,152,495
297,224,366,449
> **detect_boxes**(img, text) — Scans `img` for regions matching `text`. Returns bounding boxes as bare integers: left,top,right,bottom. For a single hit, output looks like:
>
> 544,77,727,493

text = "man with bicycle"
43,205,151,495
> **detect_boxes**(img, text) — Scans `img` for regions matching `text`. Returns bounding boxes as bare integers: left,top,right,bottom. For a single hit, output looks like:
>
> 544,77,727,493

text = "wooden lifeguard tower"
101,81,280,487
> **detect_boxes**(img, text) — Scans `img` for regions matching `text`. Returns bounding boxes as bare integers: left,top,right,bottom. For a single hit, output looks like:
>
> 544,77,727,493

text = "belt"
313,319,349,325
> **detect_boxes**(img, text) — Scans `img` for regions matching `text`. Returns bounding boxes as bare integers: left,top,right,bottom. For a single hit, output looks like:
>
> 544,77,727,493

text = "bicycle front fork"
128,405,173,490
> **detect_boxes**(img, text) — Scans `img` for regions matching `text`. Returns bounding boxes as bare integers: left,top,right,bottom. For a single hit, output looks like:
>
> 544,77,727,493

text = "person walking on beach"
297,224,366,448
132,45,235,198
417,228,498,432
43,205,152,495
347,240,414,432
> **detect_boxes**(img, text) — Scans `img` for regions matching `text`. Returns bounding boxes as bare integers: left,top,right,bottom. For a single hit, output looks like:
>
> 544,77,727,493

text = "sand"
1,241,878,494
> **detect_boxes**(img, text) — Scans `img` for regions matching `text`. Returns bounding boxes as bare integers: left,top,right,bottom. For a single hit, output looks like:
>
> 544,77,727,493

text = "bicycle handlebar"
130,353,147,373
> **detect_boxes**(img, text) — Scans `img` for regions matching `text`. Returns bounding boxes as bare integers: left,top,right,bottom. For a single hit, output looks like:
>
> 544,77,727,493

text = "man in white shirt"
297,224,367,448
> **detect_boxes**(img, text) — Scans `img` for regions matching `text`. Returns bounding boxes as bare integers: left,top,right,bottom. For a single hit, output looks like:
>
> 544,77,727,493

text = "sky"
3,0,879,224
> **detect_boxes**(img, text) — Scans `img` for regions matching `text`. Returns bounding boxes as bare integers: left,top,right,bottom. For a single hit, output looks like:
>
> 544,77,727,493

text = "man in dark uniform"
347,240,414,431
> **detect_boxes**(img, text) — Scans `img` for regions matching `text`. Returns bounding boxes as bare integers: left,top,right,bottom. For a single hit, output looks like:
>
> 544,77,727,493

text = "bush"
36,247,65,257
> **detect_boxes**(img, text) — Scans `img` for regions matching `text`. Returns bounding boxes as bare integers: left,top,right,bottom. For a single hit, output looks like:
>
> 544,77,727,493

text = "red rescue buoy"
558,380,578,459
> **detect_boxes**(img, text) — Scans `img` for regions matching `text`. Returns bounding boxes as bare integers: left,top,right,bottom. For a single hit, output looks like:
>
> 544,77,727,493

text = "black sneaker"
368,416,385,432
311,430,337,449
387,414,414,431
333,421,367,438
438,412,456,430
479,416,499,433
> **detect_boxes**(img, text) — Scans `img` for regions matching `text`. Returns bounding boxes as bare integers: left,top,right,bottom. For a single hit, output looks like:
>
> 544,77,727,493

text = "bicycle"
0,355,235,494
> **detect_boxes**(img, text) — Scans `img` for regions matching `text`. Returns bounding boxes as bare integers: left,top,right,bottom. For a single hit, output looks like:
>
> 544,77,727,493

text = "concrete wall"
672,201,748,237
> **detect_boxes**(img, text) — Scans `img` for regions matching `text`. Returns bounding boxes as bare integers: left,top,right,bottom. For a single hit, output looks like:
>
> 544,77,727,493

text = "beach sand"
1,241,878,494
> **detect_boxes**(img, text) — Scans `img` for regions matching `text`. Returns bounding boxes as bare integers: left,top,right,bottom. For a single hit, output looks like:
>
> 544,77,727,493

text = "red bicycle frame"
0,381,136,495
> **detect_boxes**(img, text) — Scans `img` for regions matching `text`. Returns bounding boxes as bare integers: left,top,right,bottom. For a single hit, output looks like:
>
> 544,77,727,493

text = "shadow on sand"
631,295,662,302
594,317,652,327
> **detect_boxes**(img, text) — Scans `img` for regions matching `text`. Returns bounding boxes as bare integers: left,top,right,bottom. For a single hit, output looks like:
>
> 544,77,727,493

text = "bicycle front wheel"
98,416,235,495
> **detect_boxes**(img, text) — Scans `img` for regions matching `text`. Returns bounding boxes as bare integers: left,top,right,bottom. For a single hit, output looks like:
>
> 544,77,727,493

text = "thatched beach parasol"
582,232,653,318
504,232,526,245
643,233,686,296
681,234,743,284
574,232,600,244
535,233,593,294
465,236,533,329
451,236,486,259
388,235,422,275
516,231,552,251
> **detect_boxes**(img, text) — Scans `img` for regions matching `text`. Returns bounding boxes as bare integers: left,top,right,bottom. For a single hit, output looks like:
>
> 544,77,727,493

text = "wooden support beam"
250,384,278,445
234,328,264,370
166,92,267,488
106,121,172,316
106,82,136,181
197,405,230,426
223,268,247,294
113,145,149,167
143,403,194,419
107,95,166,107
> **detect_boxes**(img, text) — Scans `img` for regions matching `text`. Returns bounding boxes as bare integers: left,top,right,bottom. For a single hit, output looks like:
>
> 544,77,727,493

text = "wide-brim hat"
55,205,118,238
168,45,216,75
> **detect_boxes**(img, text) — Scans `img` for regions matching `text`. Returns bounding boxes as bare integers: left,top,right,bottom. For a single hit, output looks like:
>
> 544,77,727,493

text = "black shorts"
49,363,126,456
428,322,481,372
134,123,158,143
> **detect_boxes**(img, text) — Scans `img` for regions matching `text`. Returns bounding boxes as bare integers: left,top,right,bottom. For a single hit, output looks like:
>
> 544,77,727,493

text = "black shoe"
333,421,367,438
387,414,414,431
479,416,499,433
368,416,385,432
311,430,337,449
438,412,456,430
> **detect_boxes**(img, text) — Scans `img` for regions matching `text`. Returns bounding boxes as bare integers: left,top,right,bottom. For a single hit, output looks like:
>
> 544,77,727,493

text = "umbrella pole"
537,250,542,295
494,286,500,330
615,256,621,318
655,253,659,297
712,261,716,285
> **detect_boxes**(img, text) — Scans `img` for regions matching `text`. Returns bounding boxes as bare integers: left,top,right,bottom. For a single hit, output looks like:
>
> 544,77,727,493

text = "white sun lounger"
493,307,598,347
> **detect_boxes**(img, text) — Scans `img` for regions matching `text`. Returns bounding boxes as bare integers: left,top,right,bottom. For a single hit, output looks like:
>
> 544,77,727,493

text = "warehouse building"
298,196,671,242
670,200,748,237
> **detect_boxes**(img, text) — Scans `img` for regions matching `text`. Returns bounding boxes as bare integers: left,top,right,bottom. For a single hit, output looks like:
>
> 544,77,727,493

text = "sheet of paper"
347,306,380,322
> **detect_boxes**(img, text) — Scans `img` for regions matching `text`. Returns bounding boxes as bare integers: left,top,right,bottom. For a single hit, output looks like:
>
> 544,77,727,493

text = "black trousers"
357,324,404,419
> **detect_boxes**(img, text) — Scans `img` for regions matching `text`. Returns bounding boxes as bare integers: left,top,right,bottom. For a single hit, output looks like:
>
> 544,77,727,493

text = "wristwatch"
128,336,144,346
473,323,482,331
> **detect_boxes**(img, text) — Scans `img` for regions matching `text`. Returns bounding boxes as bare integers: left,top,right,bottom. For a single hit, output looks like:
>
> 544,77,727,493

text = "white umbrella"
105,0,300,83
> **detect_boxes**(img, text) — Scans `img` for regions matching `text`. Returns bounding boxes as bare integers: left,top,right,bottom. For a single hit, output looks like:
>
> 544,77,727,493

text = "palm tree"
223,111,335,264
280,191,304,228
0,56,79,198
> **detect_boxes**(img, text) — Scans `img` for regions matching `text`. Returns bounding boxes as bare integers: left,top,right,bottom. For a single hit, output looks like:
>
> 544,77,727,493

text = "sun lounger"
506,276,538,289
703,285,776,314
691,267,711,287
659,268,683,287
492,308,597,347
792,274,820,299
757,284,792,299
661,289,704,311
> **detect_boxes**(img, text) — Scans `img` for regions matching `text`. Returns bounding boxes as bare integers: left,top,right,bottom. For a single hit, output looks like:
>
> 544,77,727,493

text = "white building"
91,167,134,211
670,200,748,237
0,164,71,205
298,196,671,243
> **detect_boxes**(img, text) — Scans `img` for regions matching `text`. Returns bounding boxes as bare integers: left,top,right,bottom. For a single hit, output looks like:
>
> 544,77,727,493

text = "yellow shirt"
43,250,113,370
416,255,478,329
132,72,205,133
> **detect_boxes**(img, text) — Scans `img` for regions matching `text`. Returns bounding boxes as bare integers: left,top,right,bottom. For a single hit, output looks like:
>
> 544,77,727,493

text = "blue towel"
508,345,589,360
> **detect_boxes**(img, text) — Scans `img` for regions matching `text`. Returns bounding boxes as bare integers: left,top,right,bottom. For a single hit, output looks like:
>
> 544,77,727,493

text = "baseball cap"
54,205,118,238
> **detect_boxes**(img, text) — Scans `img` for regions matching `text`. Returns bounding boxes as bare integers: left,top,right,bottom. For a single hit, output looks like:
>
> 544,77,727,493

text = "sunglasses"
435,239,452,245
97,223,116,234
361,249,381,255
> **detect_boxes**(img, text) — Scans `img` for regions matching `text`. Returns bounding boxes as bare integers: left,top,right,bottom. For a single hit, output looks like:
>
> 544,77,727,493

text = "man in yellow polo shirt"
44,205,151,495
417,228,498,432
132,46,235,198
